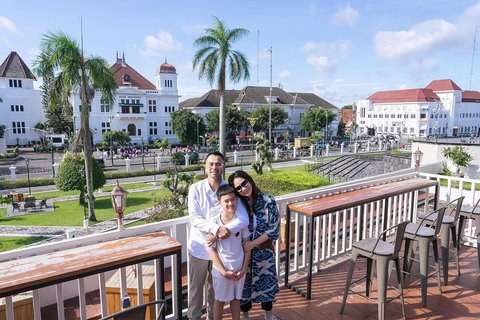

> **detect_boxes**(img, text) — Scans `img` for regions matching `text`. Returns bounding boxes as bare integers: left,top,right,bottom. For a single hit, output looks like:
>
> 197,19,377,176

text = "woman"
228,170,279,320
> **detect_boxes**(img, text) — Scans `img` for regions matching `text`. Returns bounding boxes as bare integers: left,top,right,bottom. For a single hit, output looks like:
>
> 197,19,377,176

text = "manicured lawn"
0,236,47,252
0,189,169,227
31,182,153,200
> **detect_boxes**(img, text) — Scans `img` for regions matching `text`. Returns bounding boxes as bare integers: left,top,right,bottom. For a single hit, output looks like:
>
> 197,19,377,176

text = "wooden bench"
23,197,36,210
11,202,21,212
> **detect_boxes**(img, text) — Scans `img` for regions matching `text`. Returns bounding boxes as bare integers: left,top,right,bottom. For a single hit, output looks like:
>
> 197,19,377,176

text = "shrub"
0,177,54,190
254,171,330,195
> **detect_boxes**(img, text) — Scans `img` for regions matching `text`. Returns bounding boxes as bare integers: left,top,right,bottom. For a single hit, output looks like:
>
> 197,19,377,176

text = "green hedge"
0,177,54,190
254,171,331,196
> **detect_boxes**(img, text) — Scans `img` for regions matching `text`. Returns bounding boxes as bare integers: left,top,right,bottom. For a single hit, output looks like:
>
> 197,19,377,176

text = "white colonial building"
0,52,45,146
180,86,339,141
355,79,480,139
72,53,179,145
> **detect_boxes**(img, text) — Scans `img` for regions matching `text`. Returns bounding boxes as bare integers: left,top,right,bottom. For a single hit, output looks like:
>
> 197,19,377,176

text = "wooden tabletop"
0,231,182,297
288,178,438,217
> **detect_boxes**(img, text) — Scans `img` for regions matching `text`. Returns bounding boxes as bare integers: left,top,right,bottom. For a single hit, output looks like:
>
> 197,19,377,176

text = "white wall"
412,141,480,179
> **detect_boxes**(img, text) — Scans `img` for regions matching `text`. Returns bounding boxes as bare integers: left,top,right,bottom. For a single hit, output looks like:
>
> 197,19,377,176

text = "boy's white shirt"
210,212,250,273
187,178,249,260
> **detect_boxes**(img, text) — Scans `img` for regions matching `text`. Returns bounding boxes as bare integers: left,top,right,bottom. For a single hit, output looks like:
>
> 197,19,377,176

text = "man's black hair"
216,184,236,200
205,151,225,162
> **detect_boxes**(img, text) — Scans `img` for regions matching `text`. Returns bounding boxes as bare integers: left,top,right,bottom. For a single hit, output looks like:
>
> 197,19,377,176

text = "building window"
101,122,111,133
100,99,110,112
137,129,142,136
127,124,136,136
149,122,158,135
12,121,26,134
8,79,22,88
132,106,140,114
148,100,157,112
164,79,173,87
121,106,130,113
420,113,426,119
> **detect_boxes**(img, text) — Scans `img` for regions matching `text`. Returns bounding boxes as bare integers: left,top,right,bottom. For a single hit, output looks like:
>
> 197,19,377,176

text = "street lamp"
141,138,145,170
25,158,31,195
413,147,423,175
247,116,259,155
110,181,128,231
196,118,201,146
109,117,114,167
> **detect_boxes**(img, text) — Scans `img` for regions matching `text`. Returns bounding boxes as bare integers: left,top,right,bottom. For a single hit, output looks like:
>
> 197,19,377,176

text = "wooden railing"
0,168,478,320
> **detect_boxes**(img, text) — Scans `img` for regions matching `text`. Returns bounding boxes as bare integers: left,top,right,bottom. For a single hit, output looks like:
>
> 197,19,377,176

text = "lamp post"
196,118,201,146
247,116,259,155
110,181,128,231
25,158,31,195
141,138,145,170
413,147,423,176
109,117,114,167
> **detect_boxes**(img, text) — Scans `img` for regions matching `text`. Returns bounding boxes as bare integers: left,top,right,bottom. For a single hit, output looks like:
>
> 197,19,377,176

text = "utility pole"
268,46,273,144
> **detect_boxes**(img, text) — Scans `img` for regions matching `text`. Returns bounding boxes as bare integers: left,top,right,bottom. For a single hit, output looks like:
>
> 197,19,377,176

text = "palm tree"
193,16,250,155
33,31,115,221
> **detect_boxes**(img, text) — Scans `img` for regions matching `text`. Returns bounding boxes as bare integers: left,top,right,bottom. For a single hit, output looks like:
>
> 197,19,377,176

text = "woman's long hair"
228,170,261,215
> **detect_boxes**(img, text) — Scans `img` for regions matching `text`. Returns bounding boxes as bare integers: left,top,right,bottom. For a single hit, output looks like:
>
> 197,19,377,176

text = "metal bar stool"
458,198,480,268
418,196,464,285
403,206,446,307
340,221,408,320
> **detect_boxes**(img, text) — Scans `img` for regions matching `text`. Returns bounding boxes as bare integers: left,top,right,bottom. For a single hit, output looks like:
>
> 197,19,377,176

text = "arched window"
127,124,136,136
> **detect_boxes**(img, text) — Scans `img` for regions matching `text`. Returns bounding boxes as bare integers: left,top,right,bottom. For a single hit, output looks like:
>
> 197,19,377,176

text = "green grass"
30,182,153,200
126,219,146,228
0,189,169,227
0,236,48,252
437,178,480,190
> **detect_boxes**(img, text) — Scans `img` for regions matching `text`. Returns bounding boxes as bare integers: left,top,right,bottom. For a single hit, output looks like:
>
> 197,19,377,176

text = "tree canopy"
300,107,336,134
192,16,250,154
102,130,131,147
55,153,106,206
442,146,473,174
171,109,206,144
205,106,250,143
250,105,288,133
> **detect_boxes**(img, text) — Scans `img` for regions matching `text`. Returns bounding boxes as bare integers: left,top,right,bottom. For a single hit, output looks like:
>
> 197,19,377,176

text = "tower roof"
157,59,176,74
0,51,36,80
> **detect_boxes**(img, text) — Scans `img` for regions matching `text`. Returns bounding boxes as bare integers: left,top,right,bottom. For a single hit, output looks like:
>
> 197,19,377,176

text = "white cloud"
0,16,17,33
373,2,480,77
278,69,291,80
331,4,359,27
302,40,351,75
141,31,182,57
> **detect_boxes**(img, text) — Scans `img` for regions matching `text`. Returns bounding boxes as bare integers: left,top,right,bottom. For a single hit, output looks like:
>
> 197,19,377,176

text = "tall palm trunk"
77,75,96,221
219,93,225,155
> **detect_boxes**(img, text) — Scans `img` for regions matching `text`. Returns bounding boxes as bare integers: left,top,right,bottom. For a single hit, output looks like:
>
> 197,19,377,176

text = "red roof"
425,79,462,91
111,55,155,90
0,51,36,79
367,88,439,103
156,60,176,74
462,90,480,102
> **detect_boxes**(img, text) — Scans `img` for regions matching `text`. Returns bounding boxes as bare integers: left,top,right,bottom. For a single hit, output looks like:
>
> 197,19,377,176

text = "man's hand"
217,226,230,239
206,233,217,247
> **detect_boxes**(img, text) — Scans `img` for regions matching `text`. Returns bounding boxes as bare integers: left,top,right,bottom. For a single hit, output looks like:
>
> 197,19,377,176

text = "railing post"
9,166,16,181
125,158,131,172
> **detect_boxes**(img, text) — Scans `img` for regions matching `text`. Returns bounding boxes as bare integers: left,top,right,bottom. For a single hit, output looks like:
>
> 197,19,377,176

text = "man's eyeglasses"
235,180,249,191
206,162,224,168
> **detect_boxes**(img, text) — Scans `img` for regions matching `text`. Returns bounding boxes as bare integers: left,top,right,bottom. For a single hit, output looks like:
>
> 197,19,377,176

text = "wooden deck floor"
40,247,479,319
223,246,480,320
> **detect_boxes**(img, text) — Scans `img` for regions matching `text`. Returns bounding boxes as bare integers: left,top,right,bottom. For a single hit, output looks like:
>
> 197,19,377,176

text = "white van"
47,134,69,148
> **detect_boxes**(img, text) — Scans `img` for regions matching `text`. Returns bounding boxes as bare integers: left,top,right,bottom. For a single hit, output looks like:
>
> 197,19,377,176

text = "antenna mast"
469,25,479,90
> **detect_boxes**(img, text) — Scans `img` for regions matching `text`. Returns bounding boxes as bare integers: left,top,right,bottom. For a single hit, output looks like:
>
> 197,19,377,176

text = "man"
187,151,249,320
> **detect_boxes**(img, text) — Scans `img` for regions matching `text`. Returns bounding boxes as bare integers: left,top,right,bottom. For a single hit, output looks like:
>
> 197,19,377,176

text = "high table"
285,177,438,300
0,231,183,319
459,202,480,268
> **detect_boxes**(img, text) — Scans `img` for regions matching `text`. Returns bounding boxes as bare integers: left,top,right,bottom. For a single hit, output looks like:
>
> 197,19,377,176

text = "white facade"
72,58,180,145
0,52,45,146
355,80,480,139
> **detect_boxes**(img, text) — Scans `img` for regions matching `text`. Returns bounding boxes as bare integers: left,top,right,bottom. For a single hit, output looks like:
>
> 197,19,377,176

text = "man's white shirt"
187,179,249,260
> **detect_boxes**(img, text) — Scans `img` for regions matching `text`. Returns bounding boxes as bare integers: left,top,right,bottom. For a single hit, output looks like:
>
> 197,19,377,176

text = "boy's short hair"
216,184,236,200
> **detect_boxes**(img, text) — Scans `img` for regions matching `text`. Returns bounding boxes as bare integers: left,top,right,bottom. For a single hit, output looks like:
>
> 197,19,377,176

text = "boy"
208,185,251,320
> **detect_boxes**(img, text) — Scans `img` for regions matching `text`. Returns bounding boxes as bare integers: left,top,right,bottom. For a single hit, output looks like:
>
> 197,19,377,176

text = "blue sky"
2,0,480,107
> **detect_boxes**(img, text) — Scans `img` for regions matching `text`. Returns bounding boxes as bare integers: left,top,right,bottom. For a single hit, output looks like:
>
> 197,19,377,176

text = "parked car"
96,159,105,169
171,152,199,165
